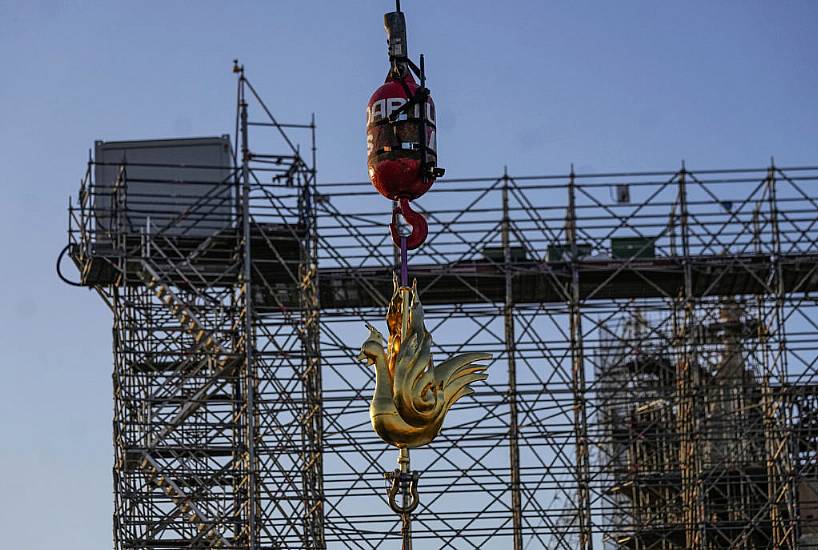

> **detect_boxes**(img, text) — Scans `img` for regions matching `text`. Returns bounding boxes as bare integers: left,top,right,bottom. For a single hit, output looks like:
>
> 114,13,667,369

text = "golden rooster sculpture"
357,276,492,449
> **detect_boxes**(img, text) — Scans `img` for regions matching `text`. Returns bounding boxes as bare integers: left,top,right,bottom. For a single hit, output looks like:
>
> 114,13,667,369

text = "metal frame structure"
68,68,323,548
66,71,818,548
313,163,818,548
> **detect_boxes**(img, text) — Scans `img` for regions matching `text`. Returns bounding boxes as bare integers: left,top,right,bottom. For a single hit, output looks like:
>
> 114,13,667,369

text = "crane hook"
390,198,428,250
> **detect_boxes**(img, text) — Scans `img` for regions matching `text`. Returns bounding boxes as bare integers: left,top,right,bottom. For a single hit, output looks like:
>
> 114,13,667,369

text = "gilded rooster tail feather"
394,328,443,427
443,373,490,411
442,371,488,412
447,387,473,409
434,352,492,387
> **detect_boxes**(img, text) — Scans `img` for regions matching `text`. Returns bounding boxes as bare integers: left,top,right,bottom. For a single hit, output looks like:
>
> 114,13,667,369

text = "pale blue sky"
1,1,817,547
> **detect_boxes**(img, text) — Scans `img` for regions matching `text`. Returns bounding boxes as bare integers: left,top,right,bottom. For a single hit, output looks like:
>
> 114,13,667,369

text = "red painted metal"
390,198,428,250
366,73,437,201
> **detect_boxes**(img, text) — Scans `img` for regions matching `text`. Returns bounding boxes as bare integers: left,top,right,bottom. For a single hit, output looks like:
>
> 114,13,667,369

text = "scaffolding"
68,68,323,548
313,164,818,548
65,71,818,548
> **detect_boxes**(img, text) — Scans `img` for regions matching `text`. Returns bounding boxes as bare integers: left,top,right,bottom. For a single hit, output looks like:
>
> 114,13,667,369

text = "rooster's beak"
356,350,367,363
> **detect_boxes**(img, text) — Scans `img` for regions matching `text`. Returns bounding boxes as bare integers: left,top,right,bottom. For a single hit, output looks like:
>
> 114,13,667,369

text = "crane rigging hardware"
360,4,489,550
366,2,444,252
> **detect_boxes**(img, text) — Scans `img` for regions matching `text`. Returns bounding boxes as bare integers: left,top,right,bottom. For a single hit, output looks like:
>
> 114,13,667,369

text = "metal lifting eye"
386,471,420,515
